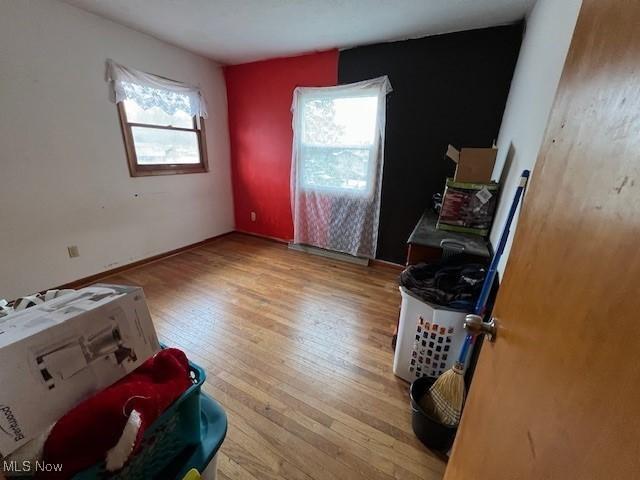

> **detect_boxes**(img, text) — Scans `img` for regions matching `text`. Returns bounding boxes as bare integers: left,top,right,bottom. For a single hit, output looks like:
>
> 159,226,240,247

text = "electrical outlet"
250,211,257,222
67,245,80,258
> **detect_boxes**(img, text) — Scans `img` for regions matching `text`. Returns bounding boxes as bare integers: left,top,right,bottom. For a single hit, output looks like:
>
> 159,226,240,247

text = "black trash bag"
400,260,486,310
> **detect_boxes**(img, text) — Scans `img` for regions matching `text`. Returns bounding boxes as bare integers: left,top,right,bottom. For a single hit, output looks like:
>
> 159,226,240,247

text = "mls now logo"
2,460,63,473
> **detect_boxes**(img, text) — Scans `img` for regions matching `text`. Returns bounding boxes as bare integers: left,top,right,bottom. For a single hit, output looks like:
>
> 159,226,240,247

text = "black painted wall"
339,24,523,264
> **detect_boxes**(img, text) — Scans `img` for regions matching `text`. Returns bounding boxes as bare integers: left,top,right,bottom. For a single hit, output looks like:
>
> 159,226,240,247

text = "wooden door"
445,1,640,479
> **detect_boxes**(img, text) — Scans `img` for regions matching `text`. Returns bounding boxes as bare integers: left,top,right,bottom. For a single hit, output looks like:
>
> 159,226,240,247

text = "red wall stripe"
224,50,339,241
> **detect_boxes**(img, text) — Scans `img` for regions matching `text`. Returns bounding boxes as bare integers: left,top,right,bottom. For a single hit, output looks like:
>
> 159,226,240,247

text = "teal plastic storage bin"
165,393,228,479
72,360,226,479
12,355,227,480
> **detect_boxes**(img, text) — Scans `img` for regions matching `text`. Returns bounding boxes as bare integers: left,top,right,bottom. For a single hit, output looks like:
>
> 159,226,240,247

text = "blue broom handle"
458,170,531,364
458,334,473,365
474,170,530,315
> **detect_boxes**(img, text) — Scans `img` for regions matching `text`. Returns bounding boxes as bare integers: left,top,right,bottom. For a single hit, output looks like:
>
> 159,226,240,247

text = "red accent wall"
224,50,338,240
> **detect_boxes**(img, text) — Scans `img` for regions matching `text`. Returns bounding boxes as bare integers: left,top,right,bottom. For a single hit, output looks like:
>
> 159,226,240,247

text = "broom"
425,170,530,426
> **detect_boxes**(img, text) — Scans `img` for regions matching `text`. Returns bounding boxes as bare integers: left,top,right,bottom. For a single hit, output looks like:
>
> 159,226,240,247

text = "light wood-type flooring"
103,233,446,480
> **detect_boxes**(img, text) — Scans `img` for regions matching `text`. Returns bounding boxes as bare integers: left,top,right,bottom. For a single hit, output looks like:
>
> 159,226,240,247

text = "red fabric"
224,50,338,241
41,348,192,479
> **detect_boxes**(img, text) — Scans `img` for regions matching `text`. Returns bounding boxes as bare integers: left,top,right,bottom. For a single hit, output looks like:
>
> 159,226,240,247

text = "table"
406,210,492,265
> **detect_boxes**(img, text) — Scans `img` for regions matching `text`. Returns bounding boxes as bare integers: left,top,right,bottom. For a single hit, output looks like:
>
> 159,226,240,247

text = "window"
298,93,380,195
290,77,392,259
117,96,207,176
107,60,208,177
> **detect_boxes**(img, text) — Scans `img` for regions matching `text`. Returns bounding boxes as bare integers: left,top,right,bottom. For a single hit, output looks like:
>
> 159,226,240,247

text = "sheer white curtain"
106,59,208,118
291,76,392,258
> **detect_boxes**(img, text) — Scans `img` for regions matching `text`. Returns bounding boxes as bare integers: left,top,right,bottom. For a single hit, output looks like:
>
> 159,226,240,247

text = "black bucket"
410,376,457,451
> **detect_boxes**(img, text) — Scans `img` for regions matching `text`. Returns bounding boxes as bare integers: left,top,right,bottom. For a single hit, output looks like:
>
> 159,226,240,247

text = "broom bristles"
425,362,466,426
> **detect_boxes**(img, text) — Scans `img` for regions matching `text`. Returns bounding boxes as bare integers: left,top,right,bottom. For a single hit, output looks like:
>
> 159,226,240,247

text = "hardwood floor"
103,233,446,480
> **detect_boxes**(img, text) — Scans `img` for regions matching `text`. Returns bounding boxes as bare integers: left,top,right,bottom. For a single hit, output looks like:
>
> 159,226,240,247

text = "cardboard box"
437,178,499,236
0,284,160,456
446,144,498,183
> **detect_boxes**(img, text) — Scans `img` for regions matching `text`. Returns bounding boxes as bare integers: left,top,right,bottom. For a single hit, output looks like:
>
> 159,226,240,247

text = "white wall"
490,0,582,275
0,0,234,299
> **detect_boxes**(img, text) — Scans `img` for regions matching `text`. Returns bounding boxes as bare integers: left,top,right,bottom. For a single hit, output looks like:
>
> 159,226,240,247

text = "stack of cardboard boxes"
437,145,499,236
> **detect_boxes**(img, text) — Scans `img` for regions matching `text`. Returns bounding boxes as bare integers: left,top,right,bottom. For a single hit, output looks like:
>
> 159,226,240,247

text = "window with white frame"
298,92,380,195
291,77,392,258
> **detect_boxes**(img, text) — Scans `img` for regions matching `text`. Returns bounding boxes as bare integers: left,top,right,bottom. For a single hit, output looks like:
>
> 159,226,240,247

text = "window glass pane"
301,146,370,191
124,99,194,128
302,96,378,147
131,127,200,165
299,94,379,192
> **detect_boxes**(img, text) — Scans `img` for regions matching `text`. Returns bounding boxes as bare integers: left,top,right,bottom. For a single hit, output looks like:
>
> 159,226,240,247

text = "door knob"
464,314,497,342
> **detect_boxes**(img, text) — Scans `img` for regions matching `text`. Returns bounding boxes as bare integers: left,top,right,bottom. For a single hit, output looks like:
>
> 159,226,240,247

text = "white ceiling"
63,0,534,65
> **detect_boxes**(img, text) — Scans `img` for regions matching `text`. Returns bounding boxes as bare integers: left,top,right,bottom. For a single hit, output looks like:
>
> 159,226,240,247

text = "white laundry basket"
393,286,472,383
